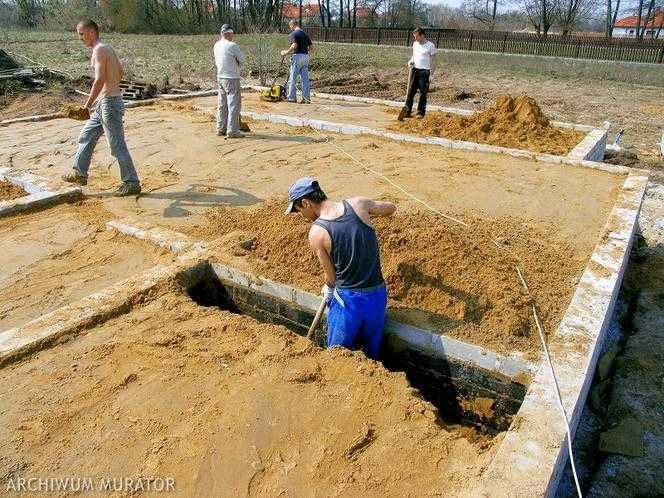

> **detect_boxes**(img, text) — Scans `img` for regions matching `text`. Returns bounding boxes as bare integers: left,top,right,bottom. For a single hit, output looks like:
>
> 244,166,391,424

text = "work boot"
415,113,425,119
114,181,141,197
225,132,245,139
216,129,226,136
300,98,311,104
287,99,297,103
62,172,87,186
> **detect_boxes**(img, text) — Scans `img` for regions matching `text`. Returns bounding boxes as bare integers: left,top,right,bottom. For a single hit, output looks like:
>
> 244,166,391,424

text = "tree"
520,0,555,34
463,0,500,29
554,0,598,35
605,0,621,36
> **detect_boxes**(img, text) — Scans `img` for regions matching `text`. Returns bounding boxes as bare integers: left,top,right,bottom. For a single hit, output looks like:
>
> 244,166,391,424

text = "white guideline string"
300,112,583,498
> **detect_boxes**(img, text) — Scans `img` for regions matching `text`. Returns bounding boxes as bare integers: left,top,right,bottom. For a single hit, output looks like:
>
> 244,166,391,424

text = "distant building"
613,10,664,38
281,2,373,26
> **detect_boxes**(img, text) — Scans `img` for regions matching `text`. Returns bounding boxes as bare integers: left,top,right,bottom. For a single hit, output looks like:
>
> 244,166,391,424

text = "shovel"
306,298,327,340
397,67,413,121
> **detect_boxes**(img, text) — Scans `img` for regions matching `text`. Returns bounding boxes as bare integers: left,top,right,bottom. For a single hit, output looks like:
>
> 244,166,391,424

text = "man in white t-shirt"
213,24,247,138
405,27,437,119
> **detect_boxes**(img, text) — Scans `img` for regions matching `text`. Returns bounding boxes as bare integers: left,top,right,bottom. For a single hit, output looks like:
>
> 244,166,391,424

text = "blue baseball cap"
285,177,320,214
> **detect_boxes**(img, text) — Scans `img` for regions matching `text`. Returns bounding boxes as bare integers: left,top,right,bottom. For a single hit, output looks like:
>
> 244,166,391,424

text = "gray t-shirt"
213,39,246,79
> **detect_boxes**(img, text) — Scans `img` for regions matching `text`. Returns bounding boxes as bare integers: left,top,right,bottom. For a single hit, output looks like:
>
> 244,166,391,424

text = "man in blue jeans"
280,19,312,104
62,19,141,196
286,178,397,360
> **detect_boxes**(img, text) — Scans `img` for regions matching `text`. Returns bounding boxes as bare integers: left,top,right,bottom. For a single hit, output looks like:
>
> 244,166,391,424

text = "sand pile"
0,292,495,496
390,95,585,155
61,103,90,121
0,181,25,201
200,200,579,357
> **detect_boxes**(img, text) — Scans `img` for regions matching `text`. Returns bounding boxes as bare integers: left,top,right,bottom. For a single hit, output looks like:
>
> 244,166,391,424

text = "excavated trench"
187,264,529,433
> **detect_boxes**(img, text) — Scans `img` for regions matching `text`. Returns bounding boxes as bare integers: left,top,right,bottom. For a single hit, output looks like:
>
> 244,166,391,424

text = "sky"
426,0,464,8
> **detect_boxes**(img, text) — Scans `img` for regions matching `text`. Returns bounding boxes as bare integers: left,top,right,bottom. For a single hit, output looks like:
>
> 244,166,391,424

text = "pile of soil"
0,181,25,201
0,292,496,496
390,95,585,156
200,199,580,357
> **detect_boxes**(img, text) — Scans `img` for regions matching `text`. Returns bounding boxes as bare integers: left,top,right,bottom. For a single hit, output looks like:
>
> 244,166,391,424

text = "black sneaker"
114,182,141,197
62,172,87,186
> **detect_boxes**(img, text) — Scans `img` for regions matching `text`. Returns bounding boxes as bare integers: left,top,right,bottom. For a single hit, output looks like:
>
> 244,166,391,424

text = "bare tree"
605,0,621,36
463,0,500,29
639,0,655,38
554,0,598,35
521,0,555,34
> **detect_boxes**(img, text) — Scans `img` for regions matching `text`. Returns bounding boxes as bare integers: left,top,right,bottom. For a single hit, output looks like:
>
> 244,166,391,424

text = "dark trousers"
405,68,430,116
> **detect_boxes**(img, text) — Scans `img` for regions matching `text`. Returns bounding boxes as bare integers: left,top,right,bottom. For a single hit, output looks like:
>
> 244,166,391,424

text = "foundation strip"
106,218,207,254
471,170,648,497
210,262,537,381
243,85,605,161
0,166,81,217
104,216,539,381
235,108,627,175
0,252,209,367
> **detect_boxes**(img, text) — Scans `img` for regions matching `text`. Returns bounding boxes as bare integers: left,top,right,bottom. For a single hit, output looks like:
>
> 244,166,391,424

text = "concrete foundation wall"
209,263,530,430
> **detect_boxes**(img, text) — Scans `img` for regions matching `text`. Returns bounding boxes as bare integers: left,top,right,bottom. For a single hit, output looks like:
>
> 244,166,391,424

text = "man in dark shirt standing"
280,19,312,104
286,177,397,360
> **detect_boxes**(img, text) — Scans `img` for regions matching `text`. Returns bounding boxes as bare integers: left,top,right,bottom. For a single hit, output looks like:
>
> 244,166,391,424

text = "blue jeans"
72,96,139,184
288,54,310,102
326,285,388,360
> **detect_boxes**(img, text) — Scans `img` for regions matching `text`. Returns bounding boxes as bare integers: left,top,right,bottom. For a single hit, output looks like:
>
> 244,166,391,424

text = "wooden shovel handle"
307,298,327,340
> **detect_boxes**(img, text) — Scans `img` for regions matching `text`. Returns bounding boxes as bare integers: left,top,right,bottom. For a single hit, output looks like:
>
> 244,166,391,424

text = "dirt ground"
0,180,26,201
388,95,585,156
313,67,664,171
0,289,498,497
0,202,173,331
200,199,578,359
0,102,624,357
0,83,87,121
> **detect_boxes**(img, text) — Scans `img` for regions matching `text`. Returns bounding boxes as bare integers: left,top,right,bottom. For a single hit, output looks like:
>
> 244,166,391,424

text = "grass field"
3,28,664,88
2,28,664,156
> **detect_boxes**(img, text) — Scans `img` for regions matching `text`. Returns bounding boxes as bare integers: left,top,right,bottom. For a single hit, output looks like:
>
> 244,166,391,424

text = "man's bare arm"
85,47,106,109
281,42,298,56
351,197,397,217
309,225,336,286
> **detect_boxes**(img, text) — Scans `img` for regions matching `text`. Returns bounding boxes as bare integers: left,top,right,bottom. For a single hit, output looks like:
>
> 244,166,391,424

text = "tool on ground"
397,67,413,121
307,298,327,339
613,129,624,146
260,56,288,103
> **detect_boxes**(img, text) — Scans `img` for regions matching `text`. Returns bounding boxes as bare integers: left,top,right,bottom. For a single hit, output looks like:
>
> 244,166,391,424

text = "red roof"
281,3,371,18
614,10,664,28
282,4,321,18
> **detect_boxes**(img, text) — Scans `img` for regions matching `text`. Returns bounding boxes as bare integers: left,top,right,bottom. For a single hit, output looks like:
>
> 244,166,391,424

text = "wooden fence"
305,27,664,64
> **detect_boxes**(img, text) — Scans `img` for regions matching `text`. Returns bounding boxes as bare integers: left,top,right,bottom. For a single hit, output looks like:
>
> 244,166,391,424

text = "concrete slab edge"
245,85,595,132
106,219,208,255
0,166,82,217
0,262,199,368
567,128,609,162
470,171,648,497
238,110,628,176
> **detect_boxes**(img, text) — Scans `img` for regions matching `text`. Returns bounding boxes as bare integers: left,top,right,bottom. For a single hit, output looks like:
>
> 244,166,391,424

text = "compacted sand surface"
0,291,498,497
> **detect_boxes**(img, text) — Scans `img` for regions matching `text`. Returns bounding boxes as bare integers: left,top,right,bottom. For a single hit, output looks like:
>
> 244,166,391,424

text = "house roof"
282,4,321,18
281,3,372,18
614,10,664,28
